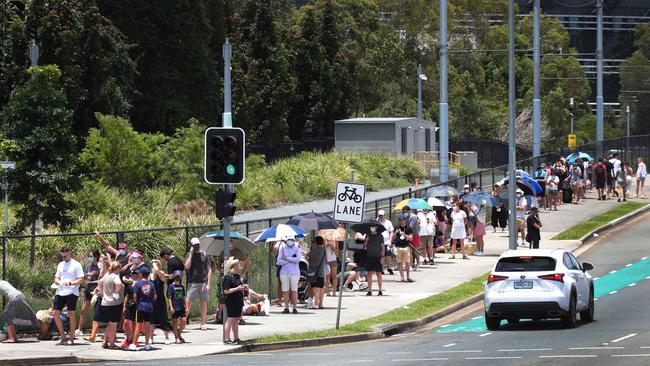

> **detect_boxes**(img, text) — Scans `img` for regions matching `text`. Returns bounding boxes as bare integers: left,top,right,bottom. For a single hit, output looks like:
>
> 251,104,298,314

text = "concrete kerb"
238,203,650,354
2,356,84,366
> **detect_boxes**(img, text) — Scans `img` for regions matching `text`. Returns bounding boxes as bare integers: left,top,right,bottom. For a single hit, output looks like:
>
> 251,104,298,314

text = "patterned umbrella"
423,185,461,199
319,227,346,241
286,212,339,231
566,152,593,163
394,198,432,211
254,224,307,243
462,192,501,207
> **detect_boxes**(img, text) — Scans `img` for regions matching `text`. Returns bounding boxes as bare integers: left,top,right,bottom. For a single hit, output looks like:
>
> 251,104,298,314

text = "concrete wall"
335,123,396,155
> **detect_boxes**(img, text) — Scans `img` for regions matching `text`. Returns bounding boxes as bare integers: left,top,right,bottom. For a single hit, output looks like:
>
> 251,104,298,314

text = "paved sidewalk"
1,190,643,364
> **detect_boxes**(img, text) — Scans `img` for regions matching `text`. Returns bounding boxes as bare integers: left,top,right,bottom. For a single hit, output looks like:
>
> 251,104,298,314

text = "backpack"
595,163,606,177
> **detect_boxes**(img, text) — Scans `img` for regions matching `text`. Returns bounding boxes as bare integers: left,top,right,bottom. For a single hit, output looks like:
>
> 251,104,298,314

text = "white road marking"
640,346,650,349
498,348,553,352
612,354,650,357
479,332,492,337
429,350,482,354
392,358,449,362
610,290,618,295
626,264,633,267
629,283,637,287
612,333,637,343
465,356,523,360
385,352,410,355
442,343,456,348
594,277,600,281
642,256,648,260
471,316,482,320
570,346,624,350
540,355,597,358
350,361,375,363
610,270,617,274
438,324,450,328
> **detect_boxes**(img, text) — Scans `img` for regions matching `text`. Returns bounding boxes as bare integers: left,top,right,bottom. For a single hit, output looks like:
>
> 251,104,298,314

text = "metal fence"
3,135,648,316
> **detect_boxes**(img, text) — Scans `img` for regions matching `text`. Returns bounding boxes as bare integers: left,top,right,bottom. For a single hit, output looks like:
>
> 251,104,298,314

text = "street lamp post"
508,0,517,251
570,98,574,134
626,105,630,164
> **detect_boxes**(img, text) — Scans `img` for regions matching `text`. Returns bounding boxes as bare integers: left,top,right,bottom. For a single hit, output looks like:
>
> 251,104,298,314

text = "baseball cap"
191,237,200,246
516,189,524,195
463,184,470,188
378,209,385,216
134,266,150,276
530,206,539,211
159,247,173,257
398,213,408,221
173,270,183,278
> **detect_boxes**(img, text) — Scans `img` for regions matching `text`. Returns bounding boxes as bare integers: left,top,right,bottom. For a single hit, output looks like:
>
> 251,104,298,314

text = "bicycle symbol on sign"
338,186,363,203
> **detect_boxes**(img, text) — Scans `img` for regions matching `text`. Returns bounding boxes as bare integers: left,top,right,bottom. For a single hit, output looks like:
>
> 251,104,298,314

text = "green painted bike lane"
434,256,650,333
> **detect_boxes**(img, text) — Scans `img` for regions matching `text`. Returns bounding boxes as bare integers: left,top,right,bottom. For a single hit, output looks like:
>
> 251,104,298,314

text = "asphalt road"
82,211,650,366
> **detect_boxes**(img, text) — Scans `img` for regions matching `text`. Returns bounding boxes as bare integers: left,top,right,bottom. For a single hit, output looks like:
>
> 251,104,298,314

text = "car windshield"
495,256,556,272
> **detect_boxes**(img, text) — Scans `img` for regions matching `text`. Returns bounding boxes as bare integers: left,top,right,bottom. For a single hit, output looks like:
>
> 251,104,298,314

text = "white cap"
378,210,386,216
464,184,470,188
191,237,200,245
516,189,524,195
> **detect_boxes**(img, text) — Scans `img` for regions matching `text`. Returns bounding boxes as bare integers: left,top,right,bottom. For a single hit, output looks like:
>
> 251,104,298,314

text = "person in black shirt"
167,270,186,344
364,226,385,296
526,207,542,249
392,214,414,283
160,247,184,288
222,259,245,344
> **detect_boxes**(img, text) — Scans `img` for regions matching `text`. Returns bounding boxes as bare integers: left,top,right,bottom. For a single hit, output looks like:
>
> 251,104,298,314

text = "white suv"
484,249,594,330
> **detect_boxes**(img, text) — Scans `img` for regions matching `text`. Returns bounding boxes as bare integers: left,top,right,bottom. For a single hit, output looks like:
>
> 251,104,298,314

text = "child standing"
167,270,187,344
130,267,156,351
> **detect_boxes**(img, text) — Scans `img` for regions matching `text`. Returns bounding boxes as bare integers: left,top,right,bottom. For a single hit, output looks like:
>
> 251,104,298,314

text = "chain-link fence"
3,135,648,320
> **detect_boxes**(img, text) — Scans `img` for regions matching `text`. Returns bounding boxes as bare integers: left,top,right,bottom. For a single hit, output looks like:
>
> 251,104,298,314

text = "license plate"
514,281,533,289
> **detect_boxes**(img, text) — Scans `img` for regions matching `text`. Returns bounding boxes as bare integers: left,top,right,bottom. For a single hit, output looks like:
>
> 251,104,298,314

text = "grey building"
334,117,436,156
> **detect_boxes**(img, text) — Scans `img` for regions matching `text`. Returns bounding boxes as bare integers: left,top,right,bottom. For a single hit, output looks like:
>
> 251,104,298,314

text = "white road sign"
333,182,366,223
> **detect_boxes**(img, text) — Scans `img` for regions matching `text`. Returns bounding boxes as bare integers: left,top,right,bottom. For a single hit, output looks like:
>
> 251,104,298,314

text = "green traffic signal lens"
226,164,236,176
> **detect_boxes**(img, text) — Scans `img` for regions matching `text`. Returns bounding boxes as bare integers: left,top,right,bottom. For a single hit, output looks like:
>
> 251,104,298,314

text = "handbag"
307,251,326,283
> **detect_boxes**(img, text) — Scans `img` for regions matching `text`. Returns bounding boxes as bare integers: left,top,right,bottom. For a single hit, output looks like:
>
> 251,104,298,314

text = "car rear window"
495,256,557,272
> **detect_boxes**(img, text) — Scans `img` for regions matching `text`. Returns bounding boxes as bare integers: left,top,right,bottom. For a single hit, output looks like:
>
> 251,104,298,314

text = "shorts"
639,176,646,182
384,244,393,256
310,276,324,289
49,313,70,333
187,282,209,302
124,302,136,321
516,218,526,231
101,304,123,323
327,260,338,269
279,273,300,292
92,297,107,322
396,247,411,264
53,294,79,311
135,310,152,323
171,310,186,319
84,288,95,301
411,234,421,248
468,216,477,227
420,235,434,249
474,222,486,236
366,257,382,272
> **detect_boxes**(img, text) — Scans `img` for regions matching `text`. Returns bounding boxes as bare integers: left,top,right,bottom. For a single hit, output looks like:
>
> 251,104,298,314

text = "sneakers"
144,344,152,351
74,329,83,337
282,308,290,314
164,339,171,345
387,268,394,275
128,342,140,351
120,341,131,349
292,308,298,314
377,290,383,296
366,291,372,296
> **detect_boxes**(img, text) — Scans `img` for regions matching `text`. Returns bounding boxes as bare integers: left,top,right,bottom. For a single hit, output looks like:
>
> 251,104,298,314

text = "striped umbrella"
319,227,346,241
394,198,432,211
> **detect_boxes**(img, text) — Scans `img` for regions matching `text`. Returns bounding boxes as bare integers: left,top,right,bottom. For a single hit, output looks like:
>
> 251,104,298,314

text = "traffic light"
215,189,236,219
204,127,245,184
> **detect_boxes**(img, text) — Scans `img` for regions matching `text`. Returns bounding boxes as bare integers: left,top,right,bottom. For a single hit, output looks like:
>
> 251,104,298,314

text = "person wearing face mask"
515,189,528,246
75,250,102,337
184,237,212,331
276,236,301,314
95,231,130,272
52,247,85,345
364,225,385,296
119,251,147,349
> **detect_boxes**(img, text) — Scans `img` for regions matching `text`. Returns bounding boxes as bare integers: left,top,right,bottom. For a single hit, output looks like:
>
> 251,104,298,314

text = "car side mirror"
582,262,593,272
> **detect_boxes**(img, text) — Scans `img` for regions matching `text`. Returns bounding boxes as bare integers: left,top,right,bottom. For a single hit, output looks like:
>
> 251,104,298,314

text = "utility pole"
596,0,604,159
439,0,449,182
29,39,39,266
508,0,517,251
532,0,541,167
417,64,423,120
570,98,574,134
222,37,233,340
626,105,630,164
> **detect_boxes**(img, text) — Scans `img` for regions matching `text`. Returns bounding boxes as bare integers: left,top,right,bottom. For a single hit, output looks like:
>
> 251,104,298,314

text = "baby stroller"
297,258,310,304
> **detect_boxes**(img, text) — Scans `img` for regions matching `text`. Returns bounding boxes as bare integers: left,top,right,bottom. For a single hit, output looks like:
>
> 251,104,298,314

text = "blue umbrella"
566,152,593,164
199,230,256,258
254,224,307,243
462,192,501,207
497,175,543,196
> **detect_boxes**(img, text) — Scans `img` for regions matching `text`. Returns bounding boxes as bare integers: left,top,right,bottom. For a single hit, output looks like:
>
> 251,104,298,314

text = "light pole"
417,64,427,120
439,0,449,182
626,105,630,164
507,0,517,251
532,0,541,167
570,97,574,134
596,0,604,159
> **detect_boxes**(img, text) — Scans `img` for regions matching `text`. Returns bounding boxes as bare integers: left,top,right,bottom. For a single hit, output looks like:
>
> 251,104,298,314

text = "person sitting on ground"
0,280,37,343
242,286,268,316
340,261,362,291
35,304,69,341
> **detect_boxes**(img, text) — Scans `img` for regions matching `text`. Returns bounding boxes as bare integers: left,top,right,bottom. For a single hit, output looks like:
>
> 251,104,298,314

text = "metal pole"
439,0,449,182
222,37,233,339
336,170,355,329
570,98,574,134
532,0,541,166
417,64,423,119
29,39,38,80
626,105,630,164
596,0,604,159
508,0,517,251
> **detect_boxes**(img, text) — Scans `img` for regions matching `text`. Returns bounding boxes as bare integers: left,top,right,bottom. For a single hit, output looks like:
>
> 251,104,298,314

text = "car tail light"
538,273,565,282
487,274,508,283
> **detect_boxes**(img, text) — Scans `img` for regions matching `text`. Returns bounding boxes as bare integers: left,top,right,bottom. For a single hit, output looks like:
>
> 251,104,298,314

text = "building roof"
335,117,420,124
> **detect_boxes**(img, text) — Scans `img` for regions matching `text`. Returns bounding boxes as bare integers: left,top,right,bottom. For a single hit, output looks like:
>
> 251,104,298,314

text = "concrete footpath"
1,191,646,364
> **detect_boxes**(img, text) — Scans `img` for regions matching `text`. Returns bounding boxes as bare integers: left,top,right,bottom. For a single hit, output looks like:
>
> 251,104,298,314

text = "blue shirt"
167,283,186,313
134,279,156,313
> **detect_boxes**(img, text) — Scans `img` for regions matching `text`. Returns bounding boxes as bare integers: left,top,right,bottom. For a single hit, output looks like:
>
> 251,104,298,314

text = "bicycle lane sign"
333,182,366,223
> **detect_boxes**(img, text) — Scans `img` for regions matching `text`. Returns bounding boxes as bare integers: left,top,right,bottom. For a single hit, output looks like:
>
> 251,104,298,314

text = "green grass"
551,202,647,240
254,273,488,343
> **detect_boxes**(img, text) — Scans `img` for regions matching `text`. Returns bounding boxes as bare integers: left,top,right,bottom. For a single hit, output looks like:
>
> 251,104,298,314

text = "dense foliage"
619,23,650,136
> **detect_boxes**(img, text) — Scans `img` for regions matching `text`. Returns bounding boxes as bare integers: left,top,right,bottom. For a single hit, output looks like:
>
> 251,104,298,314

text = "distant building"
334,117,436,156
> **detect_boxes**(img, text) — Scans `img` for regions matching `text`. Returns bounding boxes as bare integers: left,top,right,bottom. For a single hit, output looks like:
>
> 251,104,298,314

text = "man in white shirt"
53,247,85,345
418,209,437,264
610,153,622,179
515,189,528,247
377,210,394,275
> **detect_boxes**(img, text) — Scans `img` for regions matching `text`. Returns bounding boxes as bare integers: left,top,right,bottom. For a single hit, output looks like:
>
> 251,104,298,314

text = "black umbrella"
351,219,386,235
286,212,339,231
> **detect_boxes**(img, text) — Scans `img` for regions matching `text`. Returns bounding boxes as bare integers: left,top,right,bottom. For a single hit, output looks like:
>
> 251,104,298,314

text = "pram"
297,259,309,303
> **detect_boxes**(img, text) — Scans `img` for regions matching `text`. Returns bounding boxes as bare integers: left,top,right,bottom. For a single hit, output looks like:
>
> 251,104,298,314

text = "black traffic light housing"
204,127,245,184
215,189,236,219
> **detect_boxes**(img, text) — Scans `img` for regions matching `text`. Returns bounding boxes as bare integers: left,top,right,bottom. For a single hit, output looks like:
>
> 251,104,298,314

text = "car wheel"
562,291,577,328
580,288,595,322
485,311,501,330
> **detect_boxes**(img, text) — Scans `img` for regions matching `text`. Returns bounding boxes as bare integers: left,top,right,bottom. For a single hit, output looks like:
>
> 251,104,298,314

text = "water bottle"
307,297,313,309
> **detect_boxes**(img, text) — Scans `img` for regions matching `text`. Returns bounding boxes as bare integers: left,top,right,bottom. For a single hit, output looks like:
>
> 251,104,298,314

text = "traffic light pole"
222,38,233,340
